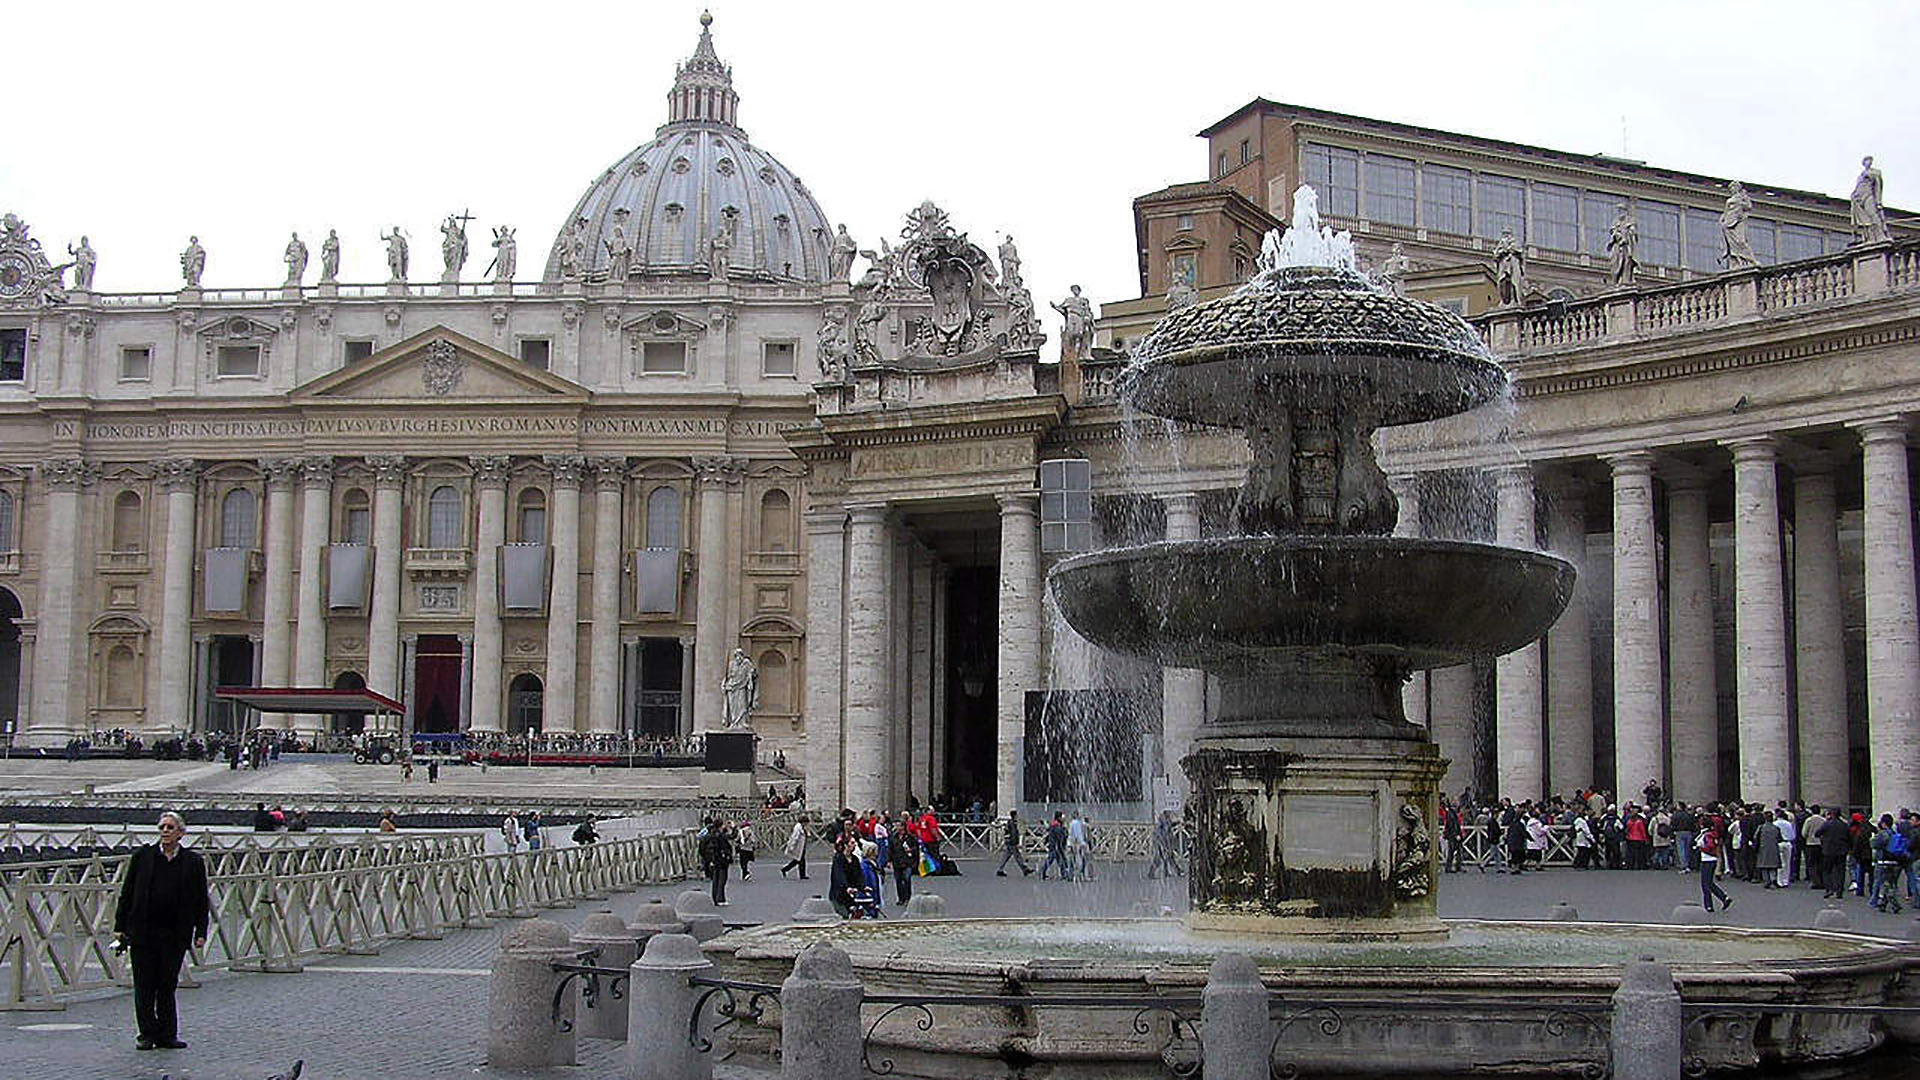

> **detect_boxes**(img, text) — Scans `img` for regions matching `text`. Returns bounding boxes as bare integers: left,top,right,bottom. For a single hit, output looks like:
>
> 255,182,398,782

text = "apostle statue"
707,220,733,282
380,226,409,282
180,236,205,288
998,234,1023,287
827,224,858,282
1492,228,1526,306
1376,242,1412,297
283,231,309,286
1851,156,1890,245
721,648,759,729
440,211,471,280
488,225,517,282
319,229,341,284
605,208,633,280
1606,205,1638,287
1721,181,1759,270
1051,284,1094,361
67,236,96,291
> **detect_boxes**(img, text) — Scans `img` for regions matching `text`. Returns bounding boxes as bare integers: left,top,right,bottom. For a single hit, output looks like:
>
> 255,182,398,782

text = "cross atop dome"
667,9,741,132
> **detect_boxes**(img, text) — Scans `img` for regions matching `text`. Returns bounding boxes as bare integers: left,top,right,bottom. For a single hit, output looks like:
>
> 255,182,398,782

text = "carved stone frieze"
421,339,465,396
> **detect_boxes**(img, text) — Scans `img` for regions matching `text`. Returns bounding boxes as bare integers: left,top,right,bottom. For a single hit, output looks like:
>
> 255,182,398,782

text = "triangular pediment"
291,326,589,404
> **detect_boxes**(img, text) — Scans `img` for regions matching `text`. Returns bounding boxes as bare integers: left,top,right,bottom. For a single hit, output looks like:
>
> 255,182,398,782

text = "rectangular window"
1422,164,1472,235
761,341,795,378
1532,184,1579,252
343,339,375,364
215,345,260,377
1176,213,1195,231
641,341,687,374
1584,193,1622,257
1778,223,1825,263
1363,155,1415,227
518,338,551,370
1038,458,1093,554
1217,152,1228,178
1684,207,1724,272
1301,144,1359,219
1239,139,1251,166
1474,174,1526,241
1748,218,1777,265
0,328,25,382
1638,200,1681,267
119,346,152,382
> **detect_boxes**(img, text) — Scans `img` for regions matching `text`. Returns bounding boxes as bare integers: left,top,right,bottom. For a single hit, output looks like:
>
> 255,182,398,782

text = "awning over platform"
213,688,405,715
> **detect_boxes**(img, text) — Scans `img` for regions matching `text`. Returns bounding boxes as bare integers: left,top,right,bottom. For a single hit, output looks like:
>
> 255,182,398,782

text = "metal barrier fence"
0,823,482,862
0,828,699,1010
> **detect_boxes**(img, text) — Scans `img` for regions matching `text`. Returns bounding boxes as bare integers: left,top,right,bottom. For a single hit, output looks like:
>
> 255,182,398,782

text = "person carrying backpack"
1871,814,1907,913
1696,826,1733,912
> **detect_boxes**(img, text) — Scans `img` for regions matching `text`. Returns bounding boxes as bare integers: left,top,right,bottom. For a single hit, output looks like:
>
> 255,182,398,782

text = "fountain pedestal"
1184,735,1446,940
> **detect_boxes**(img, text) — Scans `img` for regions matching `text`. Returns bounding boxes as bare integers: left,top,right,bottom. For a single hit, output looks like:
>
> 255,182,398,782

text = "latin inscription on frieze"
851,439,1030,479
80,414,782,442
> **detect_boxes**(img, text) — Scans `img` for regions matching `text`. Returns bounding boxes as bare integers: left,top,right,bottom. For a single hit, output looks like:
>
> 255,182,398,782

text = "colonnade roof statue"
541,12,835,285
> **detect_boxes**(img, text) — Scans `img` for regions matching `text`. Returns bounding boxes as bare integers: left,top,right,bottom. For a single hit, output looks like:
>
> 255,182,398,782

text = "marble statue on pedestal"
440,211,472,280
319,230,340,284
283,232,308,286
381,226,409,282
998,235,1022,289
722,648,758,728
605,209,633,280
1607,205,1638,286
1851,156,1890,245
1722,182,1758,270
489,226,517,282
67,237,95,291
1376,242,1411,297
1052,285,1093,361
1492,228,1526,306
180,236,205,288
828,224,858,281
707,222,732,281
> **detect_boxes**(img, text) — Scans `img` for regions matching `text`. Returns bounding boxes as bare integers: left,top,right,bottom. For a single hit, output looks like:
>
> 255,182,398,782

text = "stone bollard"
902,893,947,919
628,933,712,1080
780,943,864,1080
1202,954,1272,1080
486,918,577,1069
573,912,639,1041
1669,902,1707,925
675,889,726,942
1813,903,1852,931
791,896,842,924
630,897,689,952
1548,902,1580,921
1608,958,1681,1080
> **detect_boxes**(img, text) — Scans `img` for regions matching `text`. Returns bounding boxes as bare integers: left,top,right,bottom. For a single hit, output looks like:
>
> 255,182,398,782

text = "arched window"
427,486,462,548
220,487,257,548
111,491,144,552
342,488,371,545
516,489,547,544
0,490,13,553
104,644,138,708
759,489,792,552
645,486,682,548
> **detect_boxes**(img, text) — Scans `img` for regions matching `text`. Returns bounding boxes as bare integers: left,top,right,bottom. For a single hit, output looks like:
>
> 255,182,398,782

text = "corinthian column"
1542,472,1593,794
150,457,195,734
1856,419,1919,813
690,457,738,733
468,455,511,734
1162,493,1206,786
586,458,625,735
258,459,301,698
997,493,1042,813
1492,464,1543,801
1665,470,1717,803
292,457,332,733
365,456,406,733
842,504,890,812
1610,452,1663,797
1791,462,1848,804
1726,437,1790,804
544,456,585,733
30,460,94,740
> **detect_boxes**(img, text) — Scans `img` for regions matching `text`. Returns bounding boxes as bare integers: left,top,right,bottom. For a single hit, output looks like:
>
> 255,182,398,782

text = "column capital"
470,455,513,488
1161,492,1201,512
588,456,627,491
299,455,335,486
804,507,847,533
157,458,201,492
1851,416,1912,447
1721,434,1779,464
39,459,96,491
260,457,303,489
544,454,588,488
1605,450,1657,478
995,492,1039,518
366,454,407,487
1487,462,1535,488
846,502,890,526
691,455,746,487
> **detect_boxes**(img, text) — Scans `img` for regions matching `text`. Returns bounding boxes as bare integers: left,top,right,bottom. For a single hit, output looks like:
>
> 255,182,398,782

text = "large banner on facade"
203,547,250,613
327,544,371,609
501,544,549,611
634,547,681,613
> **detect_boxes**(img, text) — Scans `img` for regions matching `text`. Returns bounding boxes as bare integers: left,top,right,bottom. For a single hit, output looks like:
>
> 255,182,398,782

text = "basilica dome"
542,13,835,284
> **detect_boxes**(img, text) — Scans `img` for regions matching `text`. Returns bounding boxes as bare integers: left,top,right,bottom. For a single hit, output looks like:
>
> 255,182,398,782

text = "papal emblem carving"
422,340,464,396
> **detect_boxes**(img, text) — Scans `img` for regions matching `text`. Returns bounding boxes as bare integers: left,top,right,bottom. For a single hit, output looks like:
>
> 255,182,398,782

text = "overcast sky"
5,0,1914,319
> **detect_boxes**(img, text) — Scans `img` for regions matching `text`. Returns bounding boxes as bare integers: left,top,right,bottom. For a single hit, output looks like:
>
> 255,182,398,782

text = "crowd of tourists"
1440,785,1918,915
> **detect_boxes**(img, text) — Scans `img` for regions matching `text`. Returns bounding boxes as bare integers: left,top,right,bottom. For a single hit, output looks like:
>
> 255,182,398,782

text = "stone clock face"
0,252,32,299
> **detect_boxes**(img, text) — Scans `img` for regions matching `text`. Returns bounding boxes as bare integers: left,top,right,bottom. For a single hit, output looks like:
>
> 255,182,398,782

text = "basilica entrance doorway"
635,638,684,737
331,671,367,736
942,565,998,806
0,588,21,737
209,636,255,736
412,634,461,734
508,673,544,734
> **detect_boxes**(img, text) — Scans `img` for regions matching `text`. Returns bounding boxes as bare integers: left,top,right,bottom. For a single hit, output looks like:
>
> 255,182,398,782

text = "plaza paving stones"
5,850,1913,1079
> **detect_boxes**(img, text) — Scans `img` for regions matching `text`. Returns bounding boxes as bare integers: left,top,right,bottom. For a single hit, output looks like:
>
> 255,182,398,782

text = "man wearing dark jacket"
1815,808,1852,898
113,812,210,1051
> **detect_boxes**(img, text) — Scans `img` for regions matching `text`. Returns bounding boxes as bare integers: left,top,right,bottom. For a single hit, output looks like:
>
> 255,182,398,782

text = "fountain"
707,190,1917,1077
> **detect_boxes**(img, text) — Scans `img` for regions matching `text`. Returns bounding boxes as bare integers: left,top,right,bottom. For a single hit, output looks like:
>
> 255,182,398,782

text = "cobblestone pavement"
7,850,1915,1079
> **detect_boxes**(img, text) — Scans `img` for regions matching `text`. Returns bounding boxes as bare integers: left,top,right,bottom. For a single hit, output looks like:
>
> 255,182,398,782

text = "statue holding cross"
441,209,473,281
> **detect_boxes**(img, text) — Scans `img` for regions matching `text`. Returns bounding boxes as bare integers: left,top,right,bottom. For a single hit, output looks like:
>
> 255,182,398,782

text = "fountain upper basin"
1049,535,1575,674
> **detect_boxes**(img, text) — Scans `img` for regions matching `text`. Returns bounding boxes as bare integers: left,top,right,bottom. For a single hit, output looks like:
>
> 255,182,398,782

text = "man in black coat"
1814,807,1852,898
113,811,210,1051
